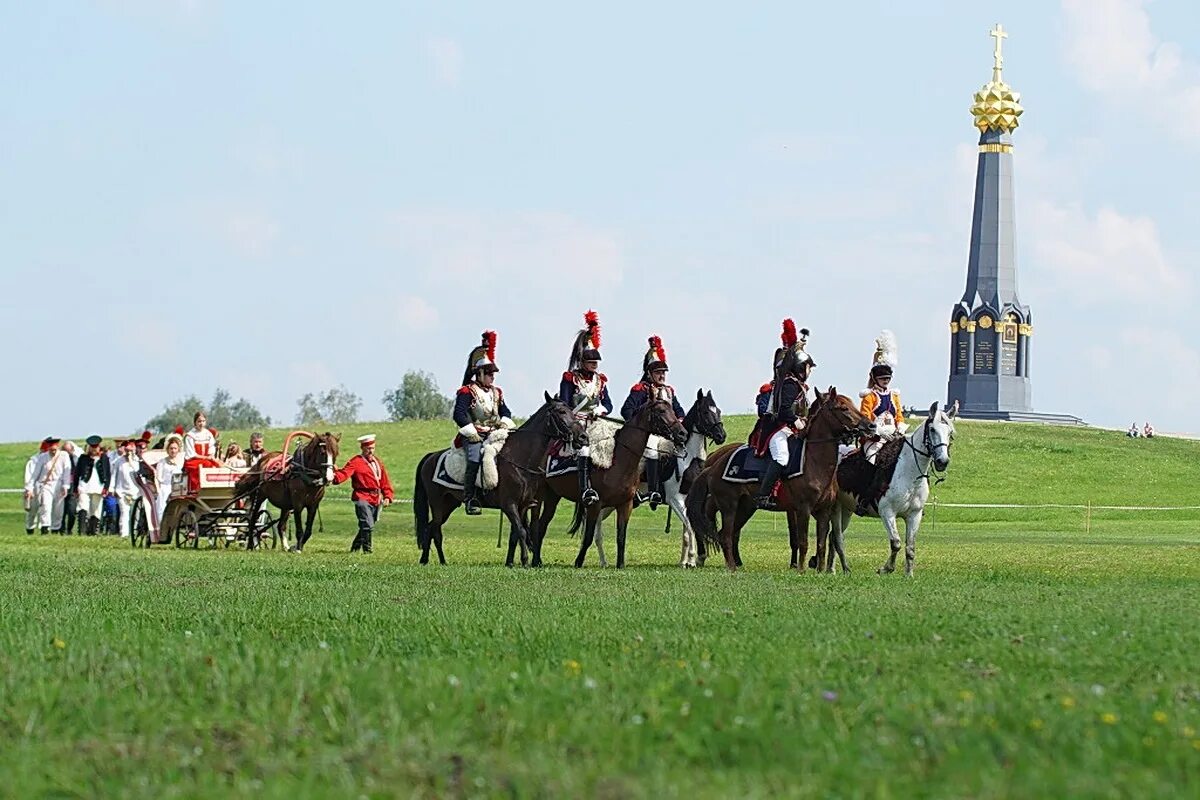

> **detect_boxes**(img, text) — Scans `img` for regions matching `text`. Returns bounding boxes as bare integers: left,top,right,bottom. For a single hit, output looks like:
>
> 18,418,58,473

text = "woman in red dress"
182,411,223,492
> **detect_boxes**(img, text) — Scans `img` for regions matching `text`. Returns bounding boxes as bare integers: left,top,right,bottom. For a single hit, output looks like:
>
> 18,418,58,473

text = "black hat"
43,437,60,446
641,335,668,379
85,435,102,447
568,310,603,370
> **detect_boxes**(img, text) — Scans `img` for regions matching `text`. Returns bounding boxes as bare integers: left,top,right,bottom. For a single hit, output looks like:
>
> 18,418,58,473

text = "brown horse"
412,394,582,566
533,399,688,569
238,432,340,552
685,387,873,571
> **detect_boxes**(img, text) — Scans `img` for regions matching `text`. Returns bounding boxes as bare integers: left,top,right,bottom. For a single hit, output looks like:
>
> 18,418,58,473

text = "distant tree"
145,389,270,433
382,370,453,421
295,385,363,426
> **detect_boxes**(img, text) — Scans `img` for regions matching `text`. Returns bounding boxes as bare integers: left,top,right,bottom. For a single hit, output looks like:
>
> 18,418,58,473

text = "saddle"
721,438,807,484
433,429,510,491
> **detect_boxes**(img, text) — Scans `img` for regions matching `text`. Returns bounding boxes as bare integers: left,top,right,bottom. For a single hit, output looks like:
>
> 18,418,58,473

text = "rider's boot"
855,494,876,517
577,455,599,506
753,461,785,510
463,461,483,515
646,457,663,511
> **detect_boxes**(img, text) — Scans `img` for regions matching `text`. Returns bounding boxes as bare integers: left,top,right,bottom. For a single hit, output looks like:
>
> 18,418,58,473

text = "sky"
2,0,1198,442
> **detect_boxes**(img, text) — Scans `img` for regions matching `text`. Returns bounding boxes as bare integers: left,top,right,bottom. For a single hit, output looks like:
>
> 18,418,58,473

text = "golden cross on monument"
990,23,1007,80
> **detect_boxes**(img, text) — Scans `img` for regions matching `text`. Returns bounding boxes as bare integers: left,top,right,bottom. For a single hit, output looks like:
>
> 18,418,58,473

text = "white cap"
357,434,377,445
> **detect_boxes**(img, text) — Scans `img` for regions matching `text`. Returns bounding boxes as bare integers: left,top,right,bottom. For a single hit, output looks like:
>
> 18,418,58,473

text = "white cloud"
386,209,624,291
426,36,463,88
1062,0,1200,138
396,294,439,332
1028,200,1186,301
1119,327,1200,425
224,212,280,257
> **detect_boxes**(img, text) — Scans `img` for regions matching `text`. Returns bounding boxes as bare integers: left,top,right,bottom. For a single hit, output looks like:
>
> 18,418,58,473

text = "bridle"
904,417,951,484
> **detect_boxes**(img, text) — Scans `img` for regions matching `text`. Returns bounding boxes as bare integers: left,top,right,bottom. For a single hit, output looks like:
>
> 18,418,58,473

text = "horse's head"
542,391,587,445
924,401,956,471
642,399,688,447
314,432,340,484
811,386,874,442
687,388,726,445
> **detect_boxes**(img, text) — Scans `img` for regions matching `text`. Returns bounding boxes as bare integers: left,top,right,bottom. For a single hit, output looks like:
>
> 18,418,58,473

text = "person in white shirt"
183,411,223,492
23,440,49,534
27,438,71,534
224,442,247,469
111,440,145,538
152,434,185,542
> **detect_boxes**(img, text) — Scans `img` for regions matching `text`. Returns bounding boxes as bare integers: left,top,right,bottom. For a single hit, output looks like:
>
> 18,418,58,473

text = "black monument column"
947,24,1034,417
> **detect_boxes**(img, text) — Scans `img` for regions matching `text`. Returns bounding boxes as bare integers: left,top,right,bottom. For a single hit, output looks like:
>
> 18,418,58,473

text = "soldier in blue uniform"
749,320,816,509
620,335,686,510
452,331,515,515
558,310,612,505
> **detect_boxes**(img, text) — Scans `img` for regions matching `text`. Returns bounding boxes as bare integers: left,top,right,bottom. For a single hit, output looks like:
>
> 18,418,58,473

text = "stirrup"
754,494,778,511
581,488,599,506
464,497,483,516
648,491,663,511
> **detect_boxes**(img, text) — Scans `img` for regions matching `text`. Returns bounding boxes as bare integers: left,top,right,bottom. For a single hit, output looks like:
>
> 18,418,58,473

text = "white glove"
499,417,515,430
458,424,482,443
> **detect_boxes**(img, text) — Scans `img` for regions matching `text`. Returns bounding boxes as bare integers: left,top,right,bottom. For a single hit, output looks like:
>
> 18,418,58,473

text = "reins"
904,420,948,485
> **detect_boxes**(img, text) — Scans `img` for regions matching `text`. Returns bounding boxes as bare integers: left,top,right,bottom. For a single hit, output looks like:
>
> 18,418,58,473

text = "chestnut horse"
238,432,340,553
412,394,582,566
532,399,688,568
686,387,873,571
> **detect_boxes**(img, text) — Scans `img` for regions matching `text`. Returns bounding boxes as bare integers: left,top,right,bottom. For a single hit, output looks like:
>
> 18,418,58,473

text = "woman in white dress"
183,411,223,492
153,434,185,541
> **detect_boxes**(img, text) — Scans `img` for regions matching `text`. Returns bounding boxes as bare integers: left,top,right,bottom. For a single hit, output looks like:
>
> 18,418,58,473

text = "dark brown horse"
685,387,873,571
533,399,688,569
412,394,582,566
238,432,340,552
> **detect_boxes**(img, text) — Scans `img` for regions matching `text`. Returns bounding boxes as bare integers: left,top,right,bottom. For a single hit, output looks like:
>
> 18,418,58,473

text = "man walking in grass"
23,439,49,534
332,434,393,553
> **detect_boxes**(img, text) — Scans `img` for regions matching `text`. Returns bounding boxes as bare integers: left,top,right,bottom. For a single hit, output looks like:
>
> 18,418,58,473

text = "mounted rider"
452,330,515,516
855,330,906,516
620,335,686,510
558,310,612,506
750,319,816,509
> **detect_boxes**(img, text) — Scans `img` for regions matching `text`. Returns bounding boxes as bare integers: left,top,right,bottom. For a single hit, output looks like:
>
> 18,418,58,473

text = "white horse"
826,401,956,576
591,390,726,568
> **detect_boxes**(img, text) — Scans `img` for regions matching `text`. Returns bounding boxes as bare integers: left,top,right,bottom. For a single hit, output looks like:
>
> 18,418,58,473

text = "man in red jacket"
332,434,393,553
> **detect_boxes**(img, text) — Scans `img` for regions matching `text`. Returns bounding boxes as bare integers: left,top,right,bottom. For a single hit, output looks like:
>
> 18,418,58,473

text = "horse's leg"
593,507,611,568
831,508,851,574
878,509,901,575
717,500,739,572
795,511,810,573
278,506,291,552
615,503,632,569
904,508,924,577
504,508,520,568
245,494,261,551
533,495,560,568
668,484,695,568
433,517,447,565
574,506,601,568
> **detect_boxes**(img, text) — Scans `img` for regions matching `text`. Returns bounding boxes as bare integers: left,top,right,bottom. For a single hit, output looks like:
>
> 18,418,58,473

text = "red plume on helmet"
585,310,601,348
781,319,798,348
483,330,497,363
651,335,666,365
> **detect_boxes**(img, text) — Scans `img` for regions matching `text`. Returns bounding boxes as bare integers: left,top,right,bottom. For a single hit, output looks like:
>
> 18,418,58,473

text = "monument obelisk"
947,24,1039,419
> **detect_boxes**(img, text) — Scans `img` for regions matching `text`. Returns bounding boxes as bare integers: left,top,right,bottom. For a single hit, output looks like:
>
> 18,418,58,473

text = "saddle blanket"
721,439,806,484
545,451,681,481
431,430,510,491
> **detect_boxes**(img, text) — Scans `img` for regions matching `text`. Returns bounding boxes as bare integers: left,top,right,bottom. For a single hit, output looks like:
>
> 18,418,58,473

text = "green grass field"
2,417,1198,798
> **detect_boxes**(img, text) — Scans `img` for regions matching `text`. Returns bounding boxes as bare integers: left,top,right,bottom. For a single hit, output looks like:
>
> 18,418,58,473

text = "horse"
532,399,689,568
584,389,727,569
824,401,956,576
412,393,582,567
238,432,340,553
685,387,874,571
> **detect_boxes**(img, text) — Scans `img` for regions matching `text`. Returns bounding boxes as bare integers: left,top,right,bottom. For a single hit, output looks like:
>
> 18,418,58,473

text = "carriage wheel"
130,501,147,549
175,508,200,550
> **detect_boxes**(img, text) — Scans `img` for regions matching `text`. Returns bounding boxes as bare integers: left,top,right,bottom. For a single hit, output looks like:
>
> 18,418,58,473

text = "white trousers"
78,491,104,520
36,485,65,529
25,494,39,530
117,492,138,537
768,428,791,467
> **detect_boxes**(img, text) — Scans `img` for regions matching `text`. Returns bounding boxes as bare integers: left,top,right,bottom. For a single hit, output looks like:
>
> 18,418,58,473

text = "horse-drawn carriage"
128,450,277,550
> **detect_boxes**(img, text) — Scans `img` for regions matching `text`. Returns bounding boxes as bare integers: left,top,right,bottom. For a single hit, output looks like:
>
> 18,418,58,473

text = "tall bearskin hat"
462,330,499,386
568,310,603,371
641,335,668,380
868,329,898,385
777,319,815,379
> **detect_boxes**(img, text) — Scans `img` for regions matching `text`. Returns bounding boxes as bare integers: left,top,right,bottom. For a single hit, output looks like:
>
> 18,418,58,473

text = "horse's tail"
686,473,720,549
565,500,586,538
413,454,431,550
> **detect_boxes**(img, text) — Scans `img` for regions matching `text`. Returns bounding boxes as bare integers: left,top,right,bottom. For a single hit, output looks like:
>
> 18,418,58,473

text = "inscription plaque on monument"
955,336,969,374
973,335,995,375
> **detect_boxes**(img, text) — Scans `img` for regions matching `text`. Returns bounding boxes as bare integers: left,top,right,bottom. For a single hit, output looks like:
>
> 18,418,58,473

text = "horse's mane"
518,401,551,430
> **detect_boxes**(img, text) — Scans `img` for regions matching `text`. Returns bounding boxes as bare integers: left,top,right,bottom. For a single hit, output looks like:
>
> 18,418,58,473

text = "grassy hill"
2,416,1198,797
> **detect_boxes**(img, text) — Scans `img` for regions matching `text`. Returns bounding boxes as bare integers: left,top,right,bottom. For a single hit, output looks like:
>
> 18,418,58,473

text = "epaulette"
598,373,608,382
758,383,772,394
630,382,647,392
457,385,473,395
562,371,575,382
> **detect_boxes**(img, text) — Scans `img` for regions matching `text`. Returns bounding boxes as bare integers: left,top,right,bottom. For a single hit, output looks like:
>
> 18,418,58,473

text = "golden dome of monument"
970,24,1023,134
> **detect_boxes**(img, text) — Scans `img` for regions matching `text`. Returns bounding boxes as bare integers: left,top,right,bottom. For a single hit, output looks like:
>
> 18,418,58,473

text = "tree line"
144,371,453,433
